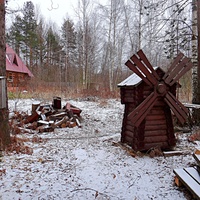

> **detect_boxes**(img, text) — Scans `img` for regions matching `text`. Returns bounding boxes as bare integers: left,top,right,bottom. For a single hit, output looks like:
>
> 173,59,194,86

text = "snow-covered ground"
0,98,200,200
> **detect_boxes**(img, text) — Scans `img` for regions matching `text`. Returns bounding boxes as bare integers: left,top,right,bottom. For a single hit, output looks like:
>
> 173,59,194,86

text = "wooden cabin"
6,44,33,91
118,67,177,151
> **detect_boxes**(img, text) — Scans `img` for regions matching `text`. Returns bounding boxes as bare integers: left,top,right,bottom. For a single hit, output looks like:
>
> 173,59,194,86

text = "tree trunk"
192,0,200,124
0,0,10,148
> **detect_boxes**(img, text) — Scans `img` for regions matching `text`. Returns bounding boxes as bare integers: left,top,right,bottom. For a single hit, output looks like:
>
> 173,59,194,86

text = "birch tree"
76,0,91,89
192,0,200,124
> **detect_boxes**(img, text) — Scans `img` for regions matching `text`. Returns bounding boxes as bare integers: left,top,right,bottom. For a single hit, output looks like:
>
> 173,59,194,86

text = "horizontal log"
144,130,167,137
145,119,166,125
163,150,190,157
146,109,165,119
144,135,168,143
145,114,165,120
124,130,134,138
126,124,135,132
146,108,165,115
145,124,167,131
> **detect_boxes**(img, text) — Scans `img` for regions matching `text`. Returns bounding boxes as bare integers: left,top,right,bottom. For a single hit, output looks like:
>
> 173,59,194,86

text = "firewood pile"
10,97,82,134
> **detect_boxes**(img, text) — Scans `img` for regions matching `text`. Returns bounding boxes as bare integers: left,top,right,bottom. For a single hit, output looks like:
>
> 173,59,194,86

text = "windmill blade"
128,92,158,127
169,61,193,86
163,52,184,80
125,60,153,86
137,50,160,80
163,53,193,86
130,54,157,86
164,92,188,124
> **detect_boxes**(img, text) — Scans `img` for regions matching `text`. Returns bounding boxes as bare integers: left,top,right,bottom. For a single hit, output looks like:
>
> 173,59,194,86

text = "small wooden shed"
118,50,192,152
118,67,177,151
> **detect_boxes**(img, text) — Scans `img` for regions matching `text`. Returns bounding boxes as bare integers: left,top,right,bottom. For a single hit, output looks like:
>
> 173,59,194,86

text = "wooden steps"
173,149,200,200
174,167,200,199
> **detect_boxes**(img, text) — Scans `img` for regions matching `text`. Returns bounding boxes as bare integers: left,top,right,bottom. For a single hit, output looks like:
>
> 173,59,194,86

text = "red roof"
6,44,33,77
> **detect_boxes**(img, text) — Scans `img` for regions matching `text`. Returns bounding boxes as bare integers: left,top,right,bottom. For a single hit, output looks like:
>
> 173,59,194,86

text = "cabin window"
8,72,13,82
13,56,18,66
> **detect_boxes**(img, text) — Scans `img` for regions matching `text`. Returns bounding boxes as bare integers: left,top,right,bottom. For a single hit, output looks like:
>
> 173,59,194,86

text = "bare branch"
48,0,59,11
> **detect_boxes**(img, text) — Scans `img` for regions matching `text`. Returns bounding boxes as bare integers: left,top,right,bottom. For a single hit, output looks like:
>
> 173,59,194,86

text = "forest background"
5,0,194,99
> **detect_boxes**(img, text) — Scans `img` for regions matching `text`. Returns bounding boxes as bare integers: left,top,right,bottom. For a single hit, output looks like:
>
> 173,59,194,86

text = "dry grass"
8,84,120,101
5,136,33,155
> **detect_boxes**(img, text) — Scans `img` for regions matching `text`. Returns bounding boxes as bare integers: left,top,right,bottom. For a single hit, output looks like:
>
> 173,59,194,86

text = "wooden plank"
128,92,157,127
145,114,165,120
165,57,189,85
145,124,167,131
164,92,188,124
174,168,200,199
163,52,184,79
124,130,134,138
147,108,165,115
126,125,135,132
184,167,200,185
137,49,160,80
144,135,168,143
126,119,136,126
170,61,193,86
183,103,200,109
145,130,167,137
163,150,189,157
125,60,152,86
130,54,157,86
145,119,166,125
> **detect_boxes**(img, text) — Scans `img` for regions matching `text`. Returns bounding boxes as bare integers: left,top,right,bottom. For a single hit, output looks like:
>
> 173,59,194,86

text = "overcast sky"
6,0,79,27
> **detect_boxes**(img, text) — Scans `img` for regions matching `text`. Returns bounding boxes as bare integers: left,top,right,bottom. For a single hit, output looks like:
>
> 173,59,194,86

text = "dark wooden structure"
118,50,192,151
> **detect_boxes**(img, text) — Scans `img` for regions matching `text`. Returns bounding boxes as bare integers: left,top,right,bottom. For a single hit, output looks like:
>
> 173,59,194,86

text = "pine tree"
21,1,39,70
6,15,23,55
61,18,77,83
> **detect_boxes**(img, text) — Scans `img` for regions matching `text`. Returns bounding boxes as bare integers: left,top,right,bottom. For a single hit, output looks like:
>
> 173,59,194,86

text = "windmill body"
118,50,192,151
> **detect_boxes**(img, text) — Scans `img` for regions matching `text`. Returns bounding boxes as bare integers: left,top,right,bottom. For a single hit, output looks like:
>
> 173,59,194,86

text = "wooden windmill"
118,50,192,151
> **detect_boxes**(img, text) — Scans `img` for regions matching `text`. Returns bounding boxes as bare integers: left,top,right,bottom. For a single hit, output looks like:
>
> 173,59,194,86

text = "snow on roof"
118,73,142,87
118,67,160,87
6,44,34,77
